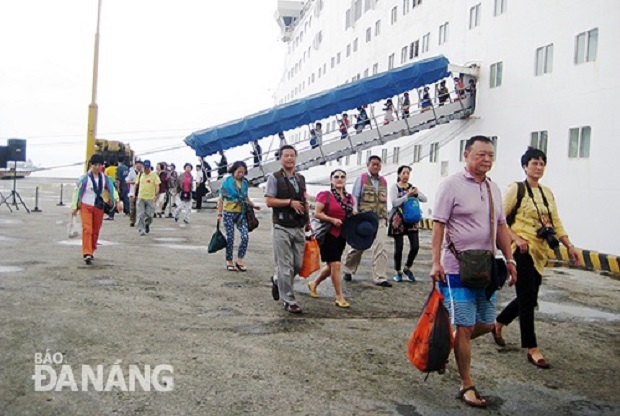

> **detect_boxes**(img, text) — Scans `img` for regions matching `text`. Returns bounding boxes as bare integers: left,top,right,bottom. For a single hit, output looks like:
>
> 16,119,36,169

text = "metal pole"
57,184,65,206
33,186,42,212
85,0,102,172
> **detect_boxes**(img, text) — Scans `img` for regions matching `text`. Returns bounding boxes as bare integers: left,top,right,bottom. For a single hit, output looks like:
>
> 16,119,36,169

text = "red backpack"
408,285,454,377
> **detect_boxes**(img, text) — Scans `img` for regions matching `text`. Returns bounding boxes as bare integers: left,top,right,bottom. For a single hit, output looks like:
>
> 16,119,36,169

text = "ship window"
413,145,422,163
391,7,398,24
568,126,591,159
469,4,481,29
366,28,372,42
459,139,467,162
354,0,362,21
364,68,369,78
441,161,449,177
375,20,381,36
366,150,372,162
345,9,351,29
422,33,430,53
323,63,327,74
429,142,439,163
410,40,419,58
439,22,449,45
535,44,553,76
388,54,395,70
365,0,372,12
331,57,335,68
373,63,379,74
490,136,498,160
574,28,598,64
403,0,410,15
337,52,341,64
494,0,507,16
357,151,363,165
346,44,351,57
490,61,503,88
531,131,548,154
382,149,388,162
413,0,423,8
353,38,359,52
393,147,400,164
401,46,408,64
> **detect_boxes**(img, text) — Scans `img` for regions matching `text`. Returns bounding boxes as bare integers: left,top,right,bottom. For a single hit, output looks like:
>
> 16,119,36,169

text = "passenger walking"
438,80,450,106
217,151,228,180
174,163,194,225
217,161,260,272
71,154,121,264
354,105,370,133
155,162,168,218
194,164,206,210
388,165,427,282
430,136,517,408
342,155,391,287
275,132,287,160
136,160,160,236
339,113,350,139
104,159,118,220
421,87,432,112
164,163,178,218
494,147,579,369
251,140,262,168
265,145,310,314
310,122,323,149
454,76,466,100
116,156,130,215
402,92,411,118
126,160,143,227
383,99,395,125
307,169,355,308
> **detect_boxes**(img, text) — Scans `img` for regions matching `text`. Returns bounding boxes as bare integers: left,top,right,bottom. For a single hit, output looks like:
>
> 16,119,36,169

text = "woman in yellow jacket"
493,147,579,369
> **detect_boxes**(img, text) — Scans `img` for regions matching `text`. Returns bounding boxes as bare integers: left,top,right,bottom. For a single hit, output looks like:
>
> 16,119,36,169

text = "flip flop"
235,262,247,272
226,265,237,272
458,386,487,408
307,282,319,298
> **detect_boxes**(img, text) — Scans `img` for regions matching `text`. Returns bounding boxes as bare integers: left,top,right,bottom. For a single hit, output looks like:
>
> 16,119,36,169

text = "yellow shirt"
136,171,161,201
221,179,243,213
105,166,118,181
503,182,568,275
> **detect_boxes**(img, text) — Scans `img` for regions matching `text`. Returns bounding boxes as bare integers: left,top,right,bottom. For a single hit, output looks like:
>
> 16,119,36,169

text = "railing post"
57,184,65,206
32,186,42,212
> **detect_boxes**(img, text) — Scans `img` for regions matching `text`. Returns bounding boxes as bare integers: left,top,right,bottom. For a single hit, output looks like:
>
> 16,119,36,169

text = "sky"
0,0,285,176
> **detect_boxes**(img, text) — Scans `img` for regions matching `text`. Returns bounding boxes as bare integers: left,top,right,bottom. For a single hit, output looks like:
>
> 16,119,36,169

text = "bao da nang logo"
32,351,174,392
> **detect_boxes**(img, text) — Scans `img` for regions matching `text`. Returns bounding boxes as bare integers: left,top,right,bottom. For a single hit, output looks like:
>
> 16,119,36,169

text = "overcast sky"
0,0,285,175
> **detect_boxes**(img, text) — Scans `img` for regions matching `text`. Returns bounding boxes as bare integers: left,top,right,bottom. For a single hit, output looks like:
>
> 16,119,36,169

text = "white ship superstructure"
273,0,620,255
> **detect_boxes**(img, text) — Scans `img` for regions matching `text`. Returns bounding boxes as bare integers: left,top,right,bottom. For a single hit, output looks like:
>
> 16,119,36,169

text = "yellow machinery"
94,139,134,165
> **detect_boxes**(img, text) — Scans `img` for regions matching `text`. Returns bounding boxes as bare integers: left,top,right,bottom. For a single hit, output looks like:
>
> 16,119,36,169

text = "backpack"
400,185,422,223
506,181,526,226
408,286,454,377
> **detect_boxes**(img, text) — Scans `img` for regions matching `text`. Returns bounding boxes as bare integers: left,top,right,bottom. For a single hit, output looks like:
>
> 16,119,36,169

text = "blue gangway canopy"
185,55,450,157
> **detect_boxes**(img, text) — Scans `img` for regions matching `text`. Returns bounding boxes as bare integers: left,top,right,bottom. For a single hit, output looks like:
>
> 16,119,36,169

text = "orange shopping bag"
299,237,320,278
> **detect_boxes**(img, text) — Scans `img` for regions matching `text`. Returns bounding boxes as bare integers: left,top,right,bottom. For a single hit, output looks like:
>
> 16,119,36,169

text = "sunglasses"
332,175,346,179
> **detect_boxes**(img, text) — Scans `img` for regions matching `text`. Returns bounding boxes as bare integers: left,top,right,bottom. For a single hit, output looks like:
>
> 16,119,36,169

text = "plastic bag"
408,285,454,374
67,215,80,239
208,220,227,253
299,237,320,278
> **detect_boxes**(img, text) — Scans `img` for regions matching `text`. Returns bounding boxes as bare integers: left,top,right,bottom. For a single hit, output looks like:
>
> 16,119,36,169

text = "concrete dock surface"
0,177,619,415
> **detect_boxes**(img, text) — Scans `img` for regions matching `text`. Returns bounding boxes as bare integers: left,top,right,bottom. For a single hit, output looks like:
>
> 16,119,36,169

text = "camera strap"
524,180,555,227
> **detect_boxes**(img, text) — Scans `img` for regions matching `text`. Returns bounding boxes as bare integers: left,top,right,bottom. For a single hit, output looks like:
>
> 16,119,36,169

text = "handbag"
447,181,497,289
245,205,259,232
299,237,321,278
208,220,227,253
311,192,332,243
67,215,80,239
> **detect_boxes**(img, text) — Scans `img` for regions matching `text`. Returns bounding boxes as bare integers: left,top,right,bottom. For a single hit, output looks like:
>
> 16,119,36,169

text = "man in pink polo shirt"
430,135,517,408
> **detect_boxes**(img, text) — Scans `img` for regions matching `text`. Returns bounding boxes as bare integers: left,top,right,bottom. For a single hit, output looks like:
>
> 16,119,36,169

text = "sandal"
226,265,237,272
491,327,506,347
307,282,319,298
457,386,487,408
335,299,350,308
235,262,247,272
284,303,302,314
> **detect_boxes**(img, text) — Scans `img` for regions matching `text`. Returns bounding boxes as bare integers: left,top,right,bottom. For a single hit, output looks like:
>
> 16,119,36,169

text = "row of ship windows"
281,26,598,103
321,126,590,172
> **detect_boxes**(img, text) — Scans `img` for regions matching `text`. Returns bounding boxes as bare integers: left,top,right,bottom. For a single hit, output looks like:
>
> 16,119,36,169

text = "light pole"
85,0,102,172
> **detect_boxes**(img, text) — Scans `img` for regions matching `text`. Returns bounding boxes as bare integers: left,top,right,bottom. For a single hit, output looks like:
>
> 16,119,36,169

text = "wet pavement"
0,176,618,415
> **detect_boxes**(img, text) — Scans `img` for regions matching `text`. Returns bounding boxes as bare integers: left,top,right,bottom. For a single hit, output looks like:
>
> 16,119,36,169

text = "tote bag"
299,237,320,278
208,220,227,253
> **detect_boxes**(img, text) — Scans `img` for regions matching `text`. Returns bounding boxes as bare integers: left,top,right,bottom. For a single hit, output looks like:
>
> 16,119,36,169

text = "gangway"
185,56,478,197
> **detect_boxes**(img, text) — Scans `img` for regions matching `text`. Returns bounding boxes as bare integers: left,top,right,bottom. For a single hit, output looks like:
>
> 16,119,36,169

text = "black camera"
537,226,560,249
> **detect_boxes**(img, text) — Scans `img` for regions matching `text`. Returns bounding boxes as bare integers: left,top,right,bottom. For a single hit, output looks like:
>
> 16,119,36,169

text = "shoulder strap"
506,181,526,226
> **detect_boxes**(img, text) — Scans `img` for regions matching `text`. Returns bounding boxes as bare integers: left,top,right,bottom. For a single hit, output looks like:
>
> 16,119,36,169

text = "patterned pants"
223,211,249,261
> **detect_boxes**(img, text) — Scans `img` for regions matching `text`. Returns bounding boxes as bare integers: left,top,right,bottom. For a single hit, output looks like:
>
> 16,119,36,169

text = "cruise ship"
270,0,619,256
187,0,619,256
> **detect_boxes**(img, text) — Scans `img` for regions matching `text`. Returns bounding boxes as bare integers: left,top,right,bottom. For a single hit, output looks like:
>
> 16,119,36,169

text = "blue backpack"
402,193,422,223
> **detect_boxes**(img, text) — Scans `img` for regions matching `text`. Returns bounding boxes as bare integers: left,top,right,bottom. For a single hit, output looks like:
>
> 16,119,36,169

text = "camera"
537,226,560,249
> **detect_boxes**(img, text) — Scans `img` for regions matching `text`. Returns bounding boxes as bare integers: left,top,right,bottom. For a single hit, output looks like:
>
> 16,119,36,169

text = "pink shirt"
433,169,506,274
316,190,355,238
